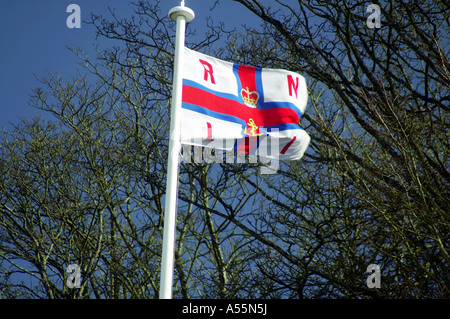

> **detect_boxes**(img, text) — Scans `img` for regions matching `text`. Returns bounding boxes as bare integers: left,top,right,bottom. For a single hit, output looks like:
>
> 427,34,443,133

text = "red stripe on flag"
238,65,257,92
280,136,297,155
182,86,299,127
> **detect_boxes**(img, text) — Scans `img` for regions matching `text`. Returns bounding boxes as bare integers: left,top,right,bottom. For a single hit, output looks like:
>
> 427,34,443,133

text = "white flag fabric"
181,47,310,161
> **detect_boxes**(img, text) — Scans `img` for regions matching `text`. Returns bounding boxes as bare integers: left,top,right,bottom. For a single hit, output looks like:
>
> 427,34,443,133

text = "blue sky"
0,0,252,131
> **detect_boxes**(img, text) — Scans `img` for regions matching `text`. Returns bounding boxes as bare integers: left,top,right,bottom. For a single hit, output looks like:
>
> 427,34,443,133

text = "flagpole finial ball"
168,6,195,22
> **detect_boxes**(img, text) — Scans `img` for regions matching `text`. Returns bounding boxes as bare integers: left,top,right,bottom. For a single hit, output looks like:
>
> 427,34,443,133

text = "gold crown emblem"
241,87,259,108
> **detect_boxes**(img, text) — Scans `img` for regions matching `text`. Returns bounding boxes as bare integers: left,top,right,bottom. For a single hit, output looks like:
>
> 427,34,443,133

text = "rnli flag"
180,47,310,161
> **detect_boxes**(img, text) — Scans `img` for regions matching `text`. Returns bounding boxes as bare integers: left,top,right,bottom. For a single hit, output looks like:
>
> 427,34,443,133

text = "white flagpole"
159,1,194,299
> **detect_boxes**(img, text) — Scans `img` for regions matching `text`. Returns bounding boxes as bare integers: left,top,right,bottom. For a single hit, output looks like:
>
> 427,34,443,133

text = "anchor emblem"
244,118,263,137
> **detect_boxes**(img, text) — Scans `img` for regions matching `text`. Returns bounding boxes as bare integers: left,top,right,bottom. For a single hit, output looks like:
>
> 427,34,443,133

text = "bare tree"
218,0,449,297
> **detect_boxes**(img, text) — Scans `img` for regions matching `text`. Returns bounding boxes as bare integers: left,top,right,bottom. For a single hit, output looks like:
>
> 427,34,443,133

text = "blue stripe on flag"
255,67,264,105
232,64,242,104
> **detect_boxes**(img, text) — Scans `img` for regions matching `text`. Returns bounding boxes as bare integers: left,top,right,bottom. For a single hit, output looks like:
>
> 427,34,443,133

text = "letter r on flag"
199,59,215,84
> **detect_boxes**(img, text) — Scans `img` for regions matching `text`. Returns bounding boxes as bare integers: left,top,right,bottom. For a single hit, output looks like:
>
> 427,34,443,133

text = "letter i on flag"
180,47,310,161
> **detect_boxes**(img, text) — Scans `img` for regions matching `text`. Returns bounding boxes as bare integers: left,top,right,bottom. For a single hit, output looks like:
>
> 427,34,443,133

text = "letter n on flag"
180,47,310,161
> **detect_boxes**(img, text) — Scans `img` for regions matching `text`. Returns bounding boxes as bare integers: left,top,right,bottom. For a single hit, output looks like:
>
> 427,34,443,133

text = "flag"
180,47,310,161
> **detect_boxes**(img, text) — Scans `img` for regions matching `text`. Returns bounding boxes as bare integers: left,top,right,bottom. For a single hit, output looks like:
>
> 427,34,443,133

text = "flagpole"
159,1,194,299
